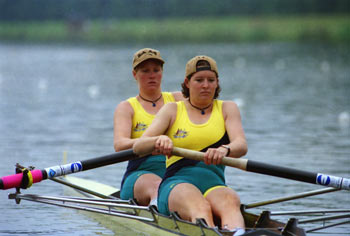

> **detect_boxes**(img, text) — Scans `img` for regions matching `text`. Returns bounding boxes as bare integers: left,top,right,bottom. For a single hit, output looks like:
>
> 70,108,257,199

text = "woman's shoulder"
171,91,185,101
222,100,238,106
221,100,241,117
157,102,178,126
163,101,178,109
115,99,134,114
158,102,178,116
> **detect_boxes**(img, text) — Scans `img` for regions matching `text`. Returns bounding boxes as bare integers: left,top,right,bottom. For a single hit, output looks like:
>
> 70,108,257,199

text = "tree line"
1,0,349,22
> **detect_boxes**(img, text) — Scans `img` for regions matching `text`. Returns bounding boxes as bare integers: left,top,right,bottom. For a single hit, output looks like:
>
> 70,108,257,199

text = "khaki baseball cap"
132,48,164,69
185,55,218,78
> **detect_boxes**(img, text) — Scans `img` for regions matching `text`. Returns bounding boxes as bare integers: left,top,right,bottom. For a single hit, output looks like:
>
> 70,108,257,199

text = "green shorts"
158,162,226,215
120,155,165,201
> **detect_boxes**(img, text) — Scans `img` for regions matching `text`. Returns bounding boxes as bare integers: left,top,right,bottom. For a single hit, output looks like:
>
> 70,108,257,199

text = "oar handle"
133,139,250,169
0,170,45,190
172,147,249,170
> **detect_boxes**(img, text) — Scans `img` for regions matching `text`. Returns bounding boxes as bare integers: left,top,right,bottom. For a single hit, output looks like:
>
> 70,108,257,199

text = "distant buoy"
88,85,100,99
234,98,245,108
38,79,48,91
338,111,350,128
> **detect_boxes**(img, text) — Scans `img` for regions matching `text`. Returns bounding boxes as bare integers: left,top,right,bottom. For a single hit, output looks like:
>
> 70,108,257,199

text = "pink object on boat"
1,169,43,190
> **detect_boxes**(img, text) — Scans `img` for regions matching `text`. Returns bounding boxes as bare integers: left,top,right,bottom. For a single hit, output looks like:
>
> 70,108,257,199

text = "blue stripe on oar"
316,173,350,190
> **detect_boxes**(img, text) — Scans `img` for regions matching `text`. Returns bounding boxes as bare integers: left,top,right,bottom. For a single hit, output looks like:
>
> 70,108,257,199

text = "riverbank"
0,14,349,44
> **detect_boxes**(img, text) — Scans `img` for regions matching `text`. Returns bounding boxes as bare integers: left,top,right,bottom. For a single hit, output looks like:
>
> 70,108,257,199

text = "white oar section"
132,140,350,191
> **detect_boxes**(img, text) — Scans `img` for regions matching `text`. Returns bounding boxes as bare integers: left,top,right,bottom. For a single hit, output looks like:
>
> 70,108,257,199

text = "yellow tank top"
128,92,175,139
166,100,226,168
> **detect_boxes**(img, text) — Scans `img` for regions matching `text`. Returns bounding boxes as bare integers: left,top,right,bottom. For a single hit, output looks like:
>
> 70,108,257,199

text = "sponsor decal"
70,162,82,173
45,162,83,178
48,169,56,178
342,178,350,190
316,174,331,186
45,166,62,178
317,173,349,190
134,122,148,132
173,128,188,138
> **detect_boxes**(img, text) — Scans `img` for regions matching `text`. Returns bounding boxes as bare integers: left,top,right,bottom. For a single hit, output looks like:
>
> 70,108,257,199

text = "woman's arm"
143,102,176,137
134,103,177,156
113,101,136,151
221,101,248,158
204,101,247,165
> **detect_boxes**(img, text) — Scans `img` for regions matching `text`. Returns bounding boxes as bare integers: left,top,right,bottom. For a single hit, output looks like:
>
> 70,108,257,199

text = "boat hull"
62,176,304,235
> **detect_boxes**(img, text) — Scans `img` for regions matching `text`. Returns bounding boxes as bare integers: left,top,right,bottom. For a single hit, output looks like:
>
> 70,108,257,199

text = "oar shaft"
1,149,137,190
81,149,136,170
246,160,316,184
246,160,350,190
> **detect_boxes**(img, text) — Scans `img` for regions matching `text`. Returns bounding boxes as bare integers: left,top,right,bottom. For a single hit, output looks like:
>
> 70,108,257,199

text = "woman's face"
133,60,163,91
186,70,218,101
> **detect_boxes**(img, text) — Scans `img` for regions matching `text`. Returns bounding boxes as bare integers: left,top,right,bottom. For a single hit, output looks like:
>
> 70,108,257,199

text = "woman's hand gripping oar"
133,139,350,191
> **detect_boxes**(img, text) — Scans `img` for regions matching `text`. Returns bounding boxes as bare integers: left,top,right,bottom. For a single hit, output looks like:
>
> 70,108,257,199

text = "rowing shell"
53,176,305,236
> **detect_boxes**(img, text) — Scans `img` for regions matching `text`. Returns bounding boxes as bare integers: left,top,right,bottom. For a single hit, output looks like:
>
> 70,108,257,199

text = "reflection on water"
0,42,349,235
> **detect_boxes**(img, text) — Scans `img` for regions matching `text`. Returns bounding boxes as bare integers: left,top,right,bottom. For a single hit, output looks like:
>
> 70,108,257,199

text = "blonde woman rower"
114,48,183,206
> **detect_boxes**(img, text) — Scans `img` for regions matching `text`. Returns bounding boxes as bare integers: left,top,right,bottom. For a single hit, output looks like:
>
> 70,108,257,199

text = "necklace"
139,93,162,107
188,99,212,115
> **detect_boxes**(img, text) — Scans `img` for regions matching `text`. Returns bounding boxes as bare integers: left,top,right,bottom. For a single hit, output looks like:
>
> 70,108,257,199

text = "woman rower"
113,48,183,206
134,55,248,235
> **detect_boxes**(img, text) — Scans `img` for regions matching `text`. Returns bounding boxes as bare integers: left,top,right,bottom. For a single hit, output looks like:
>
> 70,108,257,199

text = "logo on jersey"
173,128,188,138
134,122,148,132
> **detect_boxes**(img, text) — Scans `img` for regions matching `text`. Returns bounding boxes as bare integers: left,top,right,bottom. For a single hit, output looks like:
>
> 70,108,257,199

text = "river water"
0,42,349,235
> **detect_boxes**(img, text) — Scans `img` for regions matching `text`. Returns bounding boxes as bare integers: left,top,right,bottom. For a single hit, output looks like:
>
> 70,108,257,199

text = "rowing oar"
0,149,138,190
133,140,350,191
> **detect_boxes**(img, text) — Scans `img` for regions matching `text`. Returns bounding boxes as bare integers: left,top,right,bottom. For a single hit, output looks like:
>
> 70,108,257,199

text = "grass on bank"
0,15,349,44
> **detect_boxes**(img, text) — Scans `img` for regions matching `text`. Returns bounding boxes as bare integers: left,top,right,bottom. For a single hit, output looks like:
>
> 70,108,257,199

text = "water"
0,42,349,235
